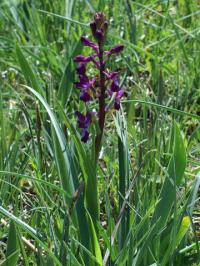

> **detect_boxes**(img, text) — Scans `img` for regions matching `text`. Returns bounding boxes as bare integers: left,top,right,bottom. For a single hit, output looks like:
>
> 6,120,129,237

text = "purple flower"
114,90,124,110
94,30,104,42
81,129,89,143
75,70,96,102
90,22,97,35
108,80,124,110
76,111,92,128
104,71,119,80
81,36,99,51
75,75,90,90
105,44,124,55
74,55,92,63
110,80,120,92
76,111,92,142
80,89,91,102
75,76,95,90
76,64,86,75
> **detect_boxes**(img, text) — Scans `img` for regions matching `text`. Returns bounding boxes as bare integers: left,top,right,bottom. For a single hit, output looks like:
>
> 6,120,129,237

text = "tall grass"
0,0,200,265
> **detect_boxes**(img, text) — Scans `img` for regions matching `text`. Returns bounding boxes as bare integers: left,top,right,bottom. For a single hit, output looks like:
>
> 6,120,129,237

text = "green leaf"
6,220,19,257
87,211,103,266
1,221,20,266
0,250,20,266
23,85,75,199
176,216,190,248
152,121,186,228
134,121,187,266
0,206,61,266
16,45,43,95
57,104,99,228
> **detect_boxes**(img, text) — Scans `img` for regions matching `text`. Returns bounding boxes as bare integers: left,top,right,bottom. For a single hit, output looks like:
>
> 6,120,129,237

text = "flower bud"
103,21,109,33
94,30,104,43
90,21,97,36
105,44,124,55
94,12,105,27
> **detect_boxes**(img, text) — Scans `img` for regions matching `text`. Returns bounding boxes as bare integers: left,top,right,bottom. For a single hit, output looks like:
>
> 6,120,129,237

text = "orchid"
75,111,92,142
74,12,124,158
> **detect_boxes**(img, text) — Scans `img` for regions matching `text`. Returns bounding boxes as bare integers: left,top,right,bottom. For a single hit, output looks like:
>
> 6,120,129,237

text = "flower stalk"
95,39,106,160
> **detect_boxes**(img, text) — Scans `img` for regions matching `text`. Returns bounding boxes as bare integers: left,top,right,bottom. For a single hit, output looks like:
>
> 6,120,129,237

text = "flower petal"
103,71,119,80
94,30,103,42
75,75,90,89
90,77,96,87
105,44,124,55
90,21,97,35
81,36,98,51
79,75,89,83
116,89,124,99
74,55,92,63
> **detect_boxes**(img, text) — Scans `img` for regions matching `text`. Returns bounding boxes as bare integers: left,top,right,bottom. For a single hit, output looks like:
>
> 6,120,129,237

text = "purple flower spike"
81,36,99,51
74,55,92,63
105,44,124,55
74,12,125,143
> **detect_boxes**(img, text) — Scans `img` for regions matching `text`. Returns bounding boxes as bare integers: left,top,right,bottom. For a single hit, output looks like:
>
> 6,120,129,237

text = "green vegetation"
0,0,200,265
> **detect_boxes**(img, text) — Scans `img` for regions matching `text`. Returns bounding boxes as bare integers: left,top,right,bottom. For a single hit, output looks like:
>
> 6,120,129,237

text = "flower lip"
75,111,85,123
114,90,124,110
105,44,124,55
111,80,120,92
81,129,89,142
80,90,91,102
75,75,96,91
114,101,120,110
77,64,86,75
